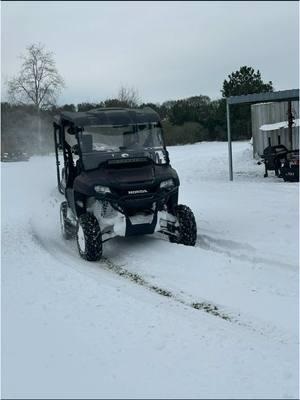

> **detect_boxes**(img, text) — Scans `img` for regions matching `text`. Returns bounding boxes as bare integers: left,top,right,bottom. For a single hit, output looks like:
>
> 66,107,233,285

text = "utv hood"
73,162,179,196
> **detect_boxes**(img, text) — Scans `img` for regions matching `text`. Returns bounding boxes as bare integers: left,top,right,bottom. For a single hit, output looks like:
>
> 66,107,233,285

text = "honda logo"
128,189,148,194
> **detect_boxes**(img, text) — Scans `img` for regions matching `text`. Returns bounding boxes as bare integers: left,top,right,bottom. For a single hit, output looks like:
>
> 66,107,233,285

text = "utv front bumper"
87,186,178,239
94,186,179,214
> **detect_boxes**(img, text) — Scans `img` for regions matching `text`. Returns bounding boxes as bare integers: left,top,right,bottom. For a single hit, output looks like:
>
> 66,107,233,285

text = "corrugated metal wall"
251,101,299,157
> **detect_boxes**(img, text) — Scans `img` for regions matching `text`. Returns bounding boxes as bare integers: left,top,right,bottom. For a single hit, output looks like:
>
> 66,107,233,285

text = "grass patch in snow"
103,258,232,321
150,286,172,297
192,302,231,321
103,258,172,297
103,258,146,285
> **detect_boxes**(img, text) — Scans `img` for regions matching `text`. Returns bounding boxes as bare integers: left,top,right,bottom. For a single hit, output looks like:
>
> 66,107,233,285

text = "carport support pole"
226,101,233,181
288,100,293,149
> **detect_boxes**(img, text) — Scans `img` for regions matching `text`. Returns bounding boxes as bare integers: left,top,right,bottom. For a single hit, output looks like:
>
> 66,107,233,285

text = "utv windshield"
80,123,164,153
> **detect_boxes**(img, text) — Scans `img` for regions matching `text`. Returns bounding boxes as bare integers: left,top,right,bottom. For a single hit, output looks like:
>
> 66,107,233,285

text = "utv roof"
54,107,160,128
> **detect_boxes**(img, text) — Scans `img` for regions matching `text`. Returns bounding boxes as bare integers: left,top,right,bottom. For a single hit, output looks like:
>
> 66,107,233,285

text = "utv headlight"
94,185,111,194
160,179,174,189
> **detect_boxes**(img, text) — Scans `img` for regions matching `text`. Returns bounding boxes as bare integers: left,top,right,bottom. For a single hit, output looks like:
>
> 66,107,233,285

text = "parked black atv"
258,145,288,178
257,145,299,182
53,107,197,261
280,150,299,182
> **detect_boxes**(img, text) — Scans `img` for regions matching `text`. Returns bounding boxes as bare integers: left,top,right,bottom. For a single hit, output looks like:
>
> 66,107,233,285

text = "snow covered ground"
2,141,299,399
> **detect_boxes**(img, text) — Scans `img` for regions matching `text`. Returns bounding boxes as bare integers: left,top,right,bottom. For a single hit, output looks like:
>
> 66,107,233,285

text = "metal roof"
227,89,299,105
54,107,160,127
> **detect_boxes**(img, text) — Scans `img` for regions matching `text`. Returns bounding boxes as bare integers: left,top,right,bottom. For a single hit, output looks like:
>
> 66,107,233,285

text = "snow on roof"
260,118,300,131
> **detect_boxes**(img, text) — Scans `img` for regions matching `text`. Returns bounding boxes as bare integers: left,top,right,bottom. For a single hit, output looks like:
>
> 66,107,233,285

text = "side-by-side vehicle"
53,107,197,261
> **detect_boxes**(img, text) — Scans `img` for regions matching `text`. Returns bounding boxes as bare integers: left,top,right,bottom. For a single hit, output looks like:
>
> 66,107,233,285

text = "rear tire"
169,204,197,246
60,201,76,240
76,213,102,261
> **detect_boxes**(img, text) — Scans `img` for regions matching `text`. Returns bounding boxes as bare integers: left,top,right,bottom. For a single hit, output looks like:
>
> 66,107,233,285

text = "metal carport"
226,89,299,181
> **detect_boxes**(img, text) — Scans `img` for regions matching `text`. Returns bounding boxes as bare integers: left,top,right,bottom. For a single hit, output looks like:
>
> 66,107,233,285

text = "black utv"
53,107,197,261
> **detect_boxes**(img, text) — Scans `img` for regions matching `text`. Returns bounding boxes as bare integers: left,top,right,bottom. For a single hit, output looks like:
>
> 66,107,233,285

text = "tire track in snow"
102,257,232,321
101,257,296,345
196,234,295,270
29,221,232,322
29,222,296,345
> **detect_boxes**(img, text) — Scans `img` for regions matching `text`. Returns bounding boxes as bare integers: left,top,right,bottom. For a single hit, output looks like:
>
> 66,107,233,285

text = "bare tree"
7,43,64,152
7,43,65,110
118,85,141,108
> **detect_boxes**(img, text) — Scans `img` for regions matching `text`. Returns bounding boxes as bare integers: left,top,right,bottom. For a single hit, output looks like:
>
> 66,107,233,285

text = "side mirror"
72,144,79,155
67,127,75,135
67,126,82,135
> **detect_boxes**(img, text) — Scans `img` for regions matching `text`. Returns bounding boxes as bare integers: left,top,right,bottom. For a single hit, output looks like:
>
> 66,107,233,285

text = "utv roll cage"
53,107,169,195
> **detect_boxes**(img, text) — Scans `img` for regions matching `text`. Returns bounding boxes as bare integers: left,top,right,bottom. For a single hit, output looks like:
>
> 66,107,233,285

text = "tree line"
1,44,273,155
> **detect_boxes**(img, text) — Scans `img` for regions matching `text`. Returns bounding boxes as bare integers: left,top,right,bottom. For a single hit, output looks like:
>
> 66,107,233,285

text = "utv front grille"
113,186,158,197
107,157,149,166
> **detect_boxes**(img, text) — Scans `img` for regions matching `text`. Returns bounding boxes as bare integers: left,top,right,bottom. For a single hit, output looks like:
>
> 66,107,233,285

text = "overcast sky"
1,1,299,105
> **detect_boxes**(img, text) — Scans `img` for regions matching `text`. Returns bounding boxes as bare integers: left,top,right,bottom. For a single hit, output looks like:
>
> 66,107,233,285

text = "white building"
251,101,299,157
